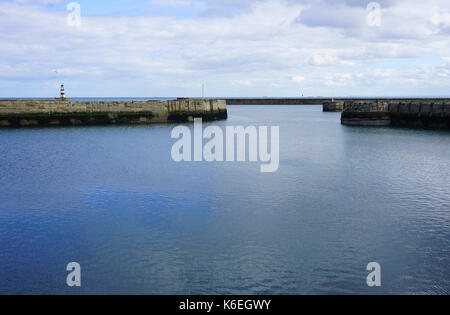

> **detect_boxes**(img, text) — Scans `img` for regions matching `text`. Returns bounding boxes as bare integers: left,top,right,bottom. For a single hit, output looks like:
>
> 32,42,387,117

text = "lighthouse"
60,84,65,100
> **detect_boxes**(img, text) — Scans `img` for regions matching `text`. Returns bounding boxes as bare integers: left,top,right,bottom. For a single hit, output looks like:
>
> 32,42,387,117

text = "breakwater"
341,99,450,129
0,98,227,128
325,98,450,112
323,101,345,112
223,97,450,115
225,98,330,105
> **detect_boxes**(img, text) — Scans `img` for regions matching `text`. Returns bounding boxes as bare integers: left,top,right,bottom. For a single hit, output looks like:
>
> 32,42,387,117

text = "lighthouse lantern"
60,84,65,100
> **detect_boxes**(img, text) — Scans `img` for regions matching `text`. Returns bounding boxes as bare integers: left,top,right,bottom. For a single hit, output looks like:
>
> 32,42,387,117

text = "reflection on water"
0,105,449,294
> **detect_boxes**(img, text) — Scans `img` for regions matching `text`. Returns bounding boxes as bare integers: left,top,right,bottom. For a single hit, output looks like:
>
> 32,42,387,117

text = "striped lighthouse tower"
60,84,65,100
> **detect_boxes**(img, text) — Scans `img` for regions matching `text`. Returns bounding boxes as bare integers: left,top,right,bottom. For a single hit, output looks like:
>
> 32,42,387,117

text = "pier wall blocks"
341,100,450,129
323,101,345,112
0,99,228,128
225,98,330,105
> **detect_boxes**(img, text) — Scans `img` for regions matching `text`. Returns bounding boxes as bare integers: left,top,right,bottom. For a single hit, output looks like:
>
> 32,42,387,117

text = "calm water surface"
0,105,449,294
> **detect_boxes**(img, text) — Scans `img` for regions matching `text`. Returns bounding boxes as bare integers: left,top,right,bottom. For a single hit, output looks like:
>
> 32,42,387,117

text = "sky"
0,0,449,97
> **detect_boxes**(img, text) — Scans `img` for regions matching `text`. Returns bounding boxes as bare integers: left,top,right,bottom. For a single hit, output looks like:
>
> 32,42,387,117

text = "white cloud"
0,0,449,97
292,76,305,83
150,0,198,7
231,79,253,87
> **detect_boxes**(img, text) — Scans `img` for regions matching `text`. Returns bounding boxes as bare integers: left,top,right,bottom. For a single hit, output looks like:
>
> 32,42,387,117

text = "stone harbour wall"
341,99,450,129
323,101,345,112
0,98,227,128
225,98,330,105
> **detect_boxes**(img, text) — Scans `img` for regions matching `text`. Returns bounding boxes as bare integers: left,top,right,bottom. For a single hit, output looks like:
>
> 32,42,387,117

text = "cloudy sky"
0,0,449,97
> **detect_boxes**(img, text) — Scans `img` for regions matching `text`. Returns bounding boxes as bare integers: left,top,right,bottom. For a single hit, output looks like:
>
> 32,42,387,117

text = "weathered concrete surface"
323,101,345,112
341,100,450,129
341,112,391,126
0,98,227,128
223,97,450,114
225,98,330,105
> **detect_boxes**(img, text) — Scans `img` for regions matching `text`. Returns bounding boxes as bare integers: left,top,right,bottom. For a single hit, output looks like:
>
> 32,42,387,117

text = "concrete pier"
0,98,227,128
225,98,330,105
222,97,450,115
322,101,345,112
341,100,450,129
331,98,450,113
